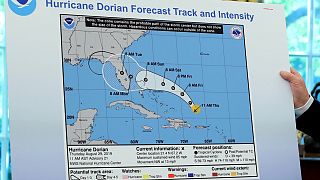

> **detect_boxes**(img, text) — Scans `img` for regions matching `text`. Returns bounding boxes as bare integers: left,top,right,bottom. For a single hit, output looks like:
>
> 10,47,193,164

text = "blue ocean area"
63,25,254,145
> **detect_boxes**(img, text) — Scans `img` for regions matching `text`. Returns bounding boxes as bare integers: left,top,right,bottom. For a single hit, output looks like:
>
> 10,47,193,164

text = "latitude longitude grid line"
197,31,210,141
72,89,249,95
149,31,162,141
79,60,247,67
174,31,188,140
221,31,233,140
100,26,111,140
64,59,248,68
63,51,248,68
125,30,136,140
70,117,252,120
73,20,86,143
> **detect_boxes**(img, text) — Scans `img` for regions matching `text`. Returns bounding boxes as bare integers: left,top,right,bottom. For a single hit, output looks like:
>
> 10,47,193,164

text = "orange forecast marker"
192,104,201,114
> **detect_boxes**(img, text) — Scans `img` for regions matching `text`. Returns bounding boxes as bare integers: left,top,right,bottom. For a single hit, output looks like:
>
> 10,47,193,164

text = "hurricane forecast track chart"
61,15,258,180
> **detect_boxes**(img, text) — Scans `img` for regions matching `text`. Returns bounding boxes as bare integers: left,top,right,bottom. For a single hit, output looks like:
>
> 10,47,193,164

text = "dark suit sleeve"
296,99,320,140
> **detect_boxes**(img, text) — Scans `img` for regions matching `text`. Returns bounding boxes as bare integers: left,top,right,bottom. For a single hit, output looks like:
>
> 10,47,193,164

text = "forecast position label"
62,15,258,179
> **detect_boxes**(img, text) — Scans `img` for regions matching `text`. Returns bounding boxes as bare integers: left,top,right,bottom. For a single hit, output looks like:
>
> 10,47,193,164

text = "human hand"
280,67,309,108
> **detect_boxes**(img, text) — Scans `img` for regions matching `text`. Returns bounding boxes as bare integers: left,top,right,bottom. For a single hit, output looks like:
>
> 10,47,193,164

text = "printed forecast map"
61,15,254,146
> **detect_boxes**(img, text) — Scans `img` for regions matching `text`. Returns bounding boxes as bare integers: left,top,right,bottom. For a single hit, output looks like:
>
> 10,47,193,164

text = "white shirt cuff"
295,95,314,118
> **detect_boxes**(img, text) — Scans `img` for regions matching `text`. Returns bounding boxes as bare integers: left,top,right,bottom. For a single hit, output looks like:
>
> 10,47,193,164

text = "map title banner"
46,0,255,22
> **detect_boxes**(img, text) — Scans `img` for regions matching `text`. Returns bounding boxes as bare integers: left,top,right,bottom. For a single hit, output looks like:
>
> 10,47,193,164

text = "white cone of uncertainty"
102,54,200,113
135,70,195,108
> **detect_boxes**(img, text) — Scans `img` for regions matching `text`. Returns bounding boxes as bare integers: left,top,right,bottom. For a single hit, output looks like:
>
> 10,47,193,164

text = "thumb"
280,71,296,82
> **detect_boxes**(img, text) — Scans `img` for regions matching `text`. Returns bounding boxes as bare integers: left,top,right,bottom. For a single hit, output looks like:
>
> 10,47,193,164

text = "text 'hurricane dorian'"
45,0,129,12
